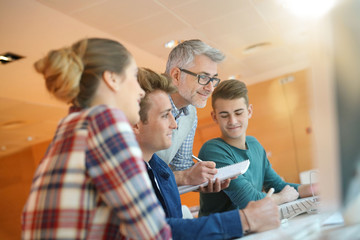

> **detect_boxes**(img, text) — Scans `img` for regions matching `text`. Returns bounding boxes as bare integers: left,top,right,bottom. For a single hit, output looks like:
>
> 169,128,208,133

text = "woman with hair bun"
21,38,171,240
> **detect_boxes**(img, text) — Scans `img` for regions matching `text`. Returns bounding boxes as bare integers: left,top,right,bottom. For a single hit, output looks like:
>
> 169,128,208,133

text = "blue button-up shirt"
149,154,244,239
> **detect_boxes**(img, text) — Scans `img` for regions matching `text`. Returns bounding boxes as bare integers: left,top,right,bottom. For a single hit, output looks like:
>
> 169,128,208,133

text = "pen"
192,155,203,162
266,188,274,197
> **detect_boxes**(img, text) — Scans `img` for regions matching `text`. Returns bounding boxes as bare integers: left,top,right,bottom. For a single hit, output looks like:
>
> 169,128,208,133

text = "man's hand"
174,161,234,193
199,178,231,193
240,196,280,233
174,161,217,186
271,185,299,205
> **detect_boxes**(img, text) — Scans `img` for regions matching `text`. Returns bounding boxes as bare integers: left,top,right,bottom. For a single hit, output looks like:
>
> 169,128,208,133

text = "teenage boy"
198,80,318,216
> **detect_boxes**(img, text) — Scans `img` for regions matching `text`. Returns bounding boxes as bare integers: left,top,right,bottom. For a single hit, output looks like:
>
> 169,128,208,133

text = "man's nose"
203,80,215,92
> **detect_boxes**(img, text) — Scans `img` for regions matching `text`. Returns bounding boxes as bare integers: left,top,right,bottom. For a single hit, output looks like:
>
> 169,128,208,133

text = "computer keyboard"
279,196,319,220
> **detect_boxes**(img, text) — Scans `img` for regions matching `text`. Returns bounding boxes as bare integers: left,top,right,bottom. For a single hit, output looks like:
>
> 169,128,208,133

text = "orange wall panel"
0,140,51,240
180,192,200,208
0,148,35,240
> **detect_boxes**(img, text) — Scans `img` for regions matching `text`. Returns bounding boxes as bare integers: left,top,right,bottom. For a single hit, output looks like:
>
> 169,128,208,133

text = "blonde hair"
137,68,177,123
34,38,132,108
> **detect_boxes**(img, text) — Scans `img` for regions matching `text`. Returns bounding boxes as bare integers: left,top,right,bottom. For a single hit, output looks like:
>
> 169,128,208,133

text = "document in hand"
177,160,250,195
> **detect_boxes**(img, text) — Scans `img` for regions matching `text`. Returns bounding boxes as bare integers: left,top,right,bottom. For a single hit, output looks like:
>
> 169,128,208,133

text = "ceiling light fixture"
278,0,338,18
228,75,242,80
0,52,24,64
242,42,272,55
164,40,183,49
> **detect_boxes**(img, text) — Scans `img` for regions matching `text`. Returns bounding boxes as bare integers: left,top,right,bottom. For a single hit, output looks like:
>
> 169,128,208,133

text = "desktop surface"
239,210,360,240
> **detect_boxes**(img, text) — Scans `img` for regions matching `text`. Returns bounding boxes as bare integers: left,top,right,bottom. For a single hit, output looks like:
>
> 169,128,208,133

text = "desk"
239,211,360,240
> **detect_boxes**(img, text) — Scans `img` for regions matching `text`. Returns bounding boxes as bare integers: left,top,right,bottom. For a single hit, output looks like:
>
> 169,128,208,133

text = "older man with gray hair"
156,39,228,191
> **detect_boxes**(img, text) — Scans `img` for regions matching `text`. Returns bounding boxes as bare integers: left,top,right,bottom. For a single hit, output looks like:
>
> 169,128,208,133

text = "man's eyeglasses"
179,68,221,87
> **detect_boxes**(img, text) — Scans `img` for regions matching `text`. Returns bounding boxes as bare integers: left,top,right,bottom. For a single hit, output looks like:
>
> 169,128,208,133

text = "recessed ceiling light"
164,40,183,48
0,52,24,64
228,75,242,80
242,42,272,55
278,0,338,18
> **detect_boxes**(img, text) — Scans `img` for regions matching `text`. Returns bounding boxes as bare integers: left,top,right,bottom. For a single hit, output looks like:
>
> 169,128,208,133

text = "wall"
182,69,315,207
247,69,314,183
0,140,50,240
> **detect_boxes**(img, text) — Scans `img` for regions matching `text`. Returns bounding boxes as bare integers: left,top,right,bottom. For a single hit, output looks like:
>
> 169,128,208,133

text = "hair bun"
34,45,85,103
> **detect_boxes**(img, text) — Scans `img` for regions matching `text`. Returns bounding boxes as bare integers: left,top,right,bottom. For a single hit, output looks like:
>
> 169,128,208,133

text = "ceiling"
0,0,329,157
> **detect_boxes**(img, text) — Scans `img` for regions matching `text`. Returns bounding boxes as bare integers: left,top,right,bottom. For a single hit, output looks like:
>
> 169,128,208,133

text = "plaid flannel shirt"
168,97,197,171
22,105,171,240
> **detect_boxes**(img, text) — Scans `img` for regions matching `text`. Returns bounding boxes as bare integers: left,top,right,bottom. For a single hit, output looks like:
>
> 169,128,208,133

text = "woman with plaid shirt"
21,38,171,240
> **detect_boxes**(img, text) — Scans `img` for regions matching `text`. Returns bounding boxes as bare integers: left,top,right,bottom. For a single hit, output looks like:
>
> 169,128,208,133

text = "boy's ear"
211,111,218,123
169,67,181,87
248,104,253,119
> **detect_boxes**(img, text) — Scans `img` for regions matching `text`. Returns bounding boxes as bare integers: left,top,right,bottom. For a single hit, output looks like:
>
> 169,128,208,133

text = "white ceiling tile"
36,0,107,14
282,31,311,49
211,36,248,59
72,0,164,31
138,28,212,60
197,7,265,39
248,24,275,42
242,46,295,72
252,0,295,21
218,60,254,80
111,11,190,48
235,24,275,48
173,0,253,27
269,17,312,36
156,0,197,9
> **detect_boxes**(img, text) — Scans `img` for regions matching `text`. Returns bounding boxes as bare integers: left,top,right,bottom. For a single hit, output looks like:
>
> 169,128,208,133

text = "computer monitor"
310,0,360,218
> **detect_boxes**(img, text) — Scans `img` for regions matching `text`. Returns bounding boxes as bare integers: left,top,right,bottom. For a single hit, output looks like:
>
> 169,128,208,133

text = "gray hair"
165,39,225,74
